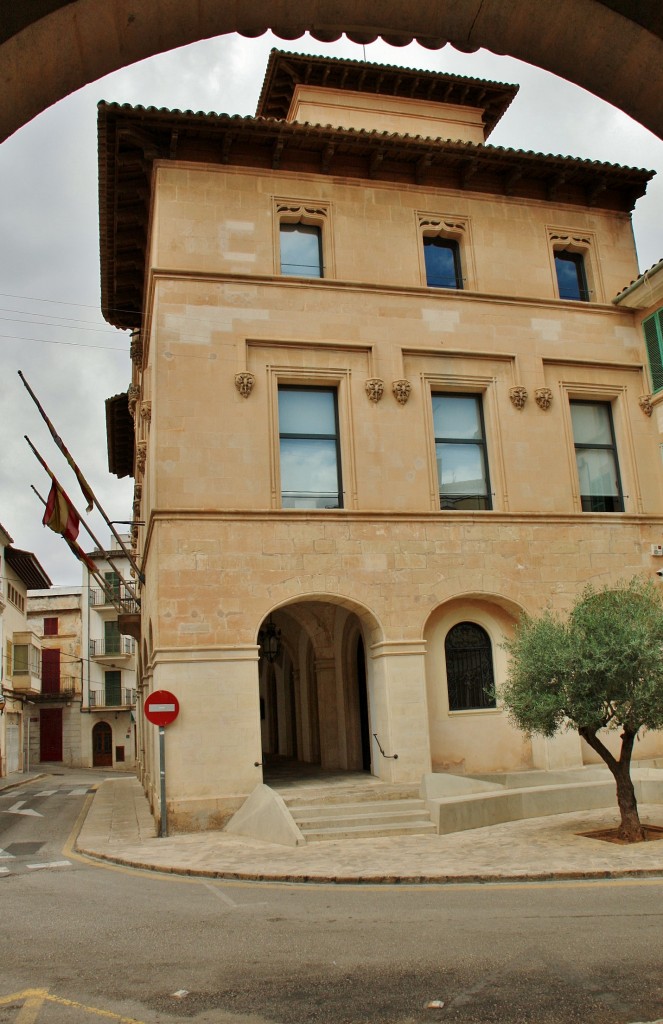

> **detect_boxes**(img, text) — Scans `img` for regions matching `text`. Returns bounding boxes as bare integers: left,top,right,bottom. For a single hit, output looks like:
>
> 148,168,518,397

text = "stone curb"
74,844,663,885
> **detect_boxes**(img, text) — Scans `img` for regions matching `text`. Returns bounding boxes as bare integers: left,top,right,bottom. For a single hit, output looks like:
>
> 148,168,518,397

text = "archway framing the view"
2,2,663,143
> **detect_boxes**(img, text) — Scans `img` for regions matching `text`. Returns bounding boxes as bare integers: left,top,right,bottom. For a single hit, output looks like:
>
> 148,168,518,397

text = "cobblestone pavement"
75,776,663,884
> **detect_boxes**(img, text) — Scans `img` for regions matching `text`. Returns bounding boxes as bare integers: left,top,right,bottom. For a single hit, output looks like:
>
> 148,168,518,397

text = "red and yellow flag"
42,481,80,543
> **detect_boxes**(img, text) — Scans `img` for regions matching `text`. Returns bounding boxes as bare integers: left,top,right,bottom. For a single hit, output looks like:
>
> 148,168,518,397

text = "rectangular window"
554,250,589,301
278,386,342,509
43,617,58,636
643,309,663,393
5,639,12,679
13,643,40,677
280,224,323,278
105,670,122,706
570,400,624,512
424,237,463,289
433,394,492,510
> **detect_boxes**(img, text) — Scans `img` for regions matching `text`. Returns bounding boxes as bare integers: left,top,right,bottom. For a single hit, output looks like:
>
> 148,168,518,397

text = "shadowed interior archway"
256,600,374,780
2,1,663,142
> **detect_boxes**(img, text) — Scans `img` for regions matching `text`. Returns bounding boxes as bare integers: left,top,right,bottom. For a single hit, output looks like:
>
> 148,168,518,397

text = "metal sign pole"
159,725,167,838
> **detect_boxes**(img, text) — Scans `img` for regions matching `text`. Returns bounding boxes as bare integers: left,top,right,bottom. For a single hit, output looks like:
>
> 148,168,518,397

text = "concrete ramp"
224,784,305,847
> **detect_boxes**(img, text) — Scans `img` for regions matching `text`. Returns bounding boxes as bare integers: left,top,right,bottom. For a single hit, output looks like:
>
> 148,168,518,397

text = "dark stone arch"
2,1,663,142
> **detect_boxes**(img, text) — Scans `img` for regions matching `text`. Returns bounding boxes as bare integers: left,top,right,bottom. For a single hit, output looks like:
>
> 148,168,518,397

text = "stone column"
149,644,262,830
314,656,341,769
368,640,432,783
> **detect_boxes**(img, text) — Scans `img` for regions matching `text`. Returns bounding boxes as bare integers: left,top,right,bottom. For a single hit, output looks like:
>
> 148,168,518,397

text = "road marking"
0,848,13,858
5,801,42,817
0,867,9,875
35,790,57,797
0,988,147,1022
67,787,89,796
201,879,268,908
26,860,71,871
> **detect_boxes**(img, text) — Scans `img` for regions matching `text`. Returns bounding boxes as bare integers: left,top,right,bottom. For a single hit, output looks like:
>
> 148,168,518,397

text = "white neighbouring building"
26,534,137,770
0,521,51,776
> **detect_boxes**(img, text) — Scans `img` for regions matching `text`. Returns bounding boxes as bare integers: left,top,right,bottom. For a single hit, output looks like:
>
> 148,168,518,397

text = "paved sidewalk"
76,776,663,884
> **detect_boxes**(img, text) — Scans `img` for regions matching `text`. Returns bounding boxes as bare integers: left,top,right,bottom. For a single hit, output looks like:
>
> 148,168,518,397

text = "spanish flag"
42,481,80,543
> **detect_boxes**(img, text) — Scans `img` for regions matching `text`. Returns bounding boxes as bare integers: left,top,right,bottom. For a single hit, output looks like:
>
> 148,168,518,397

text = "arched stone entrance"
2,2,663,142
257,601,372,777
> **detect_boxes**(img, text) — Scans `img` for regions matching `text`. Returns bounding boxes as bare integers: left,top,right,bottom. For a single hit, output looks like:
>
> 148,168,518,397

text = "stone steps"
281,789,436,843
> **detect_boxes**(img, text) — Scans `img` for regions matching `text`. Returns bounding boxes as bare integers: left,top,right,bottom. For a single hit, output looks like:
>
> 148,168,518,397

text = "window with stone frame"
432,393,492,510
278,386,343,509
570,399,624,512
275,200,332,279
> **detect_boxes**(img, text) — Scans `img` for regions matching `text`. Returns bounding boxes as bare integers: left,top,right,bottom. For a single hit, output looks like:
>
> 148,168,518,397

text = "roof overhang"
5,547,51,589
613,259,663,308
105,392,134,479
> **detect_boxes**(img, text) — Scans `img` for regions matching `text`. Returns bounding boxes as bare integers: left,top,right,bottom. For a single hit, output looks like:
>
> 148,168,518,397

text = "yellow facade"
100,52,663,831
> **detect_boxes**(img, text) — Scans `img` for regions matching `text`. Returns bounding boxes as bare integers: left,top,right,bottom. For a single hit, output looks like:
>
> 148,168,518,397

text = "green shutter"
643,310,663,392
105,670,121,706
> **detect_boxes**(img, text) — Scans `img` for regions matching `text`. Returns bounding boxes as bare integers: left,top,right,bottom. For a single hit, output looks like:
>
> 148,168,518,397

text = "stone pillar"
315,656,341,768
148,644,262,830
368,640,432,783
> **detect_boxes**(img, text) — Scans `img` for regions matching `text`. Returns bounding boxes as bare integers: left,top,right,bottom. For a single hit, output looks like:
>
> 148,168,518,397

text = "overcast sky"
1,31,662,586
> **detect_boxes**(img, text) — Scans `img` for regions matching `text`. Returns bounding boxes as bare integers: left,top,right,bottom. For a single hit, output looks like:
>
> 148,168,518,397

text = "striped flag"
42,480,80,542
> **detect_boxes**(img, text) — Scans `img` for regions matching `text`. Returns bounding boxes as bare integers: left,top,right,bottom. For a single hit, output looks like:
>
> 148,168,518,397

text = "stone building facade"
100,51,663,831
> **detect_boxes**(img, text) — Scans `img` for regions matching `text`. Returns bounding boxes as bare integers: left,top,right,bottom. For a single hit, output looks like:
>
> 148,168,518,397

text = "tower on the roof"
256,49,519,143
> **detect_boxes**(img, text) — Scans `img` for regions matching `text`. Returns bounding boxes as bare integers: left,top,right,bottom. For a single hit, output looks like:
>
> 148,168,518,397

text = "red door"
40,708,63,761
92,722,113,767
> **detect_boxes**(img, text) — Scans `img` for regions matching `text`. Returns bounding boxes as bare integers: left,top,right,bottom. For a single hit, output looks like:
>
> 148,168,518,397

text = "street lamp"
259,616,282,663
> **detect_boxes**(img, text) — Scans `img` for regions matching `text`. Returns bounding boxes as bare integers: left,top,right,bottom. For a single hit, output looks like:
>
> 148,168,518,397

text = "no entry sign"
144,690,179,727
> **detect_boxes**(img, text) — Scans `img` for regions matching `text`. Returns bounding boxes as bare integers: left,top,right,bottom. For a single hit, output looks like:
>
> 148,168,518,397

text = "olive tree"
502,577,663,842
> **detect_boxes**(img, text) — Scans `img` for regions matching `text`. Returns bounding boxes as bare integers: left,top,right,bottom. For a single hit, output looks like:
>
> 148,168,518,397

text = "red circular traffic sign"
144,690,180,727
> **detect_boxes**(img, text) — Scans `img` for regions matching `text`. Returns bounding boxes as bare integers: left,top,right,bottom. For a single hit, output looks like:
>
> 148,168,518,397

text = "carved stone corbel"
392,380,412,405
128,383,140,416
365,378,384,402
136,441,147,475
132,483,142,519
639,394,654,417
130,332,143,366
140,401,152,424
235,372,255,398
509,386,528,410
535,388,553,411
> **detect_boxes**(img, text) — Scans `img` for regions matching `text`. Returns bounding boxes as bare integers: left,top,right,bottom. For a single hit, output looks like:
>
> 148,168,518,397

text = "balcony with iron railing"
89,637,136,659
89,586,139,613
89,687,136,708
39,675,79,701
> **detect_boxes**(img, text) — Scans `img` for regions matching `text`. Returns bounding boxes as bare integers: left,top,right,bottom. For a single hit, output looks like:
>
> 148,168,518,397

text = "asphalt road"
1,769,663,1024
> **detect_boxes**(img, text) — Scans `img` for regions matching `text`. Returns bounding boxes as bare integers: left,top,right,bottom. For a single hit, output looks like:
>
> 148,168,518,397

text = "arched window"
445,622,496,711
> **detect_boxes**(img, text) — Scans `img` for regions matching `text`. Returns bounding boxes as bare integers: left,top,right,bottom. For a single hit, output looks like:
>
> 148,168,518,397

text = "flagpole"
26,436,141,605
31,485,119,607
18,370,144,583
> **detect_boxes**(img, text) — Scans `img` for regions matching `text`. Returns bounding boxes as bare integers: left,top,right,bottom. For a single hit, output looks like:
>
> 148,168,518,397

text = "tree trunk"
578,726,645,843
612,757,645,842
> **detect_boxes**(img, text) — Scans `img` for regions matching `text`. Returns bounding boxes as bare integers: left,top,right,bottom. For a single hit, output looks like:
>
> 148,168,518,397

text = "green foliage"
502,576,663,740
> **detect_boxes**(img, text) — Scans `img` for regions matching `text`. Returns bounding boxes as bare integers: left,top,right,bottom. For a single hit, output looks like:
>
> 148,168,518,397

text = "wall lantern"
259,616,282,663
